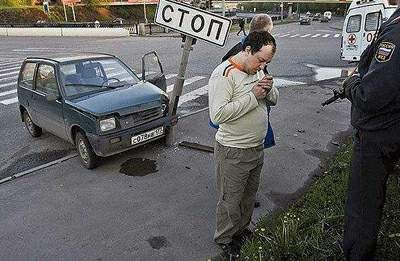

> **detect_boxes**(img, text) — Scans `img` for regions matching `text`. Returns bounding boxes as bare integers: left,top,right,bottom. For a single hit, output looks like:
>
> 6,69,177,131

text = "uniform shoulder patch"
375,41,396,63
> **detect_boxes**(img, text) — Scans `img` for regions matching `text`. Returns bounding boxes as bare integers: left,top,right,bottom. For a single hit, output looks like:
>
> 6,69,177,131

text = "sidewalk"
0,80,351,260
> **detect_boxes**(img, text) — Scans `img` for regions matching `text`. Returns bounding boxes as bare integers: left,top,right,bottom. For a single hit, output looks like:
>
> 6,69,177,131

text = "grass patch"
240,139,400,260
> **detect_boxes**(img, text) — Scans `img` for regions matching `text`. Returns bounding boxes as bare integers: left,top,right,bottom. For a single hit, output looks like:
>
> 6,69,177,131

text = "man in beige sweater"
208,31,279,259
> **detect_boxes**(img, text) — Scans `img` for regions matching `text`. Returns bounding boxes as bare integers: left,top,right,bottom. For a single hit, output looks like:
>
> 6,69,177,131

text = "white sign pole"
166,36,194,145
63,2,68,22
155,0,231,145
72,3,76,22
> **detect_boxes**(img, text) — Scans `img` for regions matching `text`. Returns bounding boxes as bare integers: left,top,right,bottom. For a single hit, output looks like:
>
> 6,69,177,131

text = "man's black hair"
241,31,276,54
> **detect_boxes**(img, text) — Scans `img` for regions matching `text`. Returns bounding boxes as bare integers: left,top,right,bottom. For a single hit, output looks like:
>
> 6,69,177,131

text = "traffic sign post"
155,0,231,145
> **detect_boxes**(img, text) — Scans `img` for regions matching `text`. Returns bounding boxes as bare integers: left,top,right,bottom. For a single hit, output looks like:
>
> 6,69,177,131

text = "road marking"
0,75,18,82
0,97,18,105
311,34,321,38
178,84,209,106
279,34,291,38
165,74,177,80
0,66,20,73
322,34,330,38
0,82,16,89
0,61,22,67
0,70,19,77
300,34,311,38
167,76,205,93
0,89,17,97
334,34,341,38
290,34,300,38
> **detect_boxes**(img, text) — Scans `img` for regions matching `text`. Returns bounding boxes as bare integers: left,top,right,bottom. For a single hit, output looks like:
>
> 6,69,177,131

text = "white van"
341,0,397,62
324,11,332,20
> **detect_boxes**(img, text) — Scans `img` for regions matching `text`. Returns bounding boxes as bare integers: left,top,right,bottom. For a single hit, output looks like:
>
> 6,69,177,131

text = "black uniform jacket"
349,8,400,131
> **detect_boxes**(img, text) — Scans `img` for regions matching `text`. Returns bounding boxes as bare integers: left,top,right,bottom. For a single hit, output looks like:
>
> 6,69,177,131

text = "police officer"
342,1,400,260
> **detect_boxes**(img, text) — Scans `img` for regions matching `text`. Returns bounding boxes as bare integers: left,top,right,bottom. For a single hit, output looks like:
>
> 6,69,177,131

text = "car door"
141,51,167,92
362,6,383,52
342,10,364,61
32,63,67,139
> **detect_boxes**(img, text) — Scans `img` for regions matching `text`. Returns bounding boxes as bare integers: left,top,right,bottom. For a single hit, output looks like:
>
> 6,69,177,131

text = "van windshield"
60,58,140,97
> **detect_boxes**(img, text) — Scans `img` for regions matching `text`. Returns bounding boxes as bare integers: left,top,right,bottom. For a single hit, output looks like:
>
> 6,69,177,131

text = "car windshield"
60,57,140,97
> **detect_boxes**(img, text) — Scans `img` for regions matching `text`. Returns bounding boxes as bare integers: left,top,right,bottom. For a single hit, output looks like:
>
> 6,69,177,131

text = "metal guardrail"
0,22,175,36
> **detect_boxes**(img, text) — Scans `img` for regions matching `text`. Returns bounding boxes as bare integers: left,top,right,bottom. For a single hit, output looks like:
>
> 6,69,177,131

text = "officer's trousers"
344,126,400,260
213,142,264,245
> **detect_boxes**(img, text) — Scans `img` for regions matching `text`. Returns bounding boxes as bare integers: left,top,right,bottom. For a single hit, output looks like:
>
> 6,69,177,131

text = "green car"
17,52,175,169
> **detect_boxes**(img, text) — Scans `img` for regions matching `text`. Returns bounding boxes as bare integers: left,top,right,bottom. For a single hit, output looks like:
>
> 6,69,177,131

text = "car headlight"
100,117,116,132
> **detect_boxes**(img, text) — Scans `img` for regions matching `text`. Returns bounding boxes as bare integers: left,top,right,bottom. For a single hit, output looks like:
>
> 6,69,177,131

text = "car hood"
66,82,167,117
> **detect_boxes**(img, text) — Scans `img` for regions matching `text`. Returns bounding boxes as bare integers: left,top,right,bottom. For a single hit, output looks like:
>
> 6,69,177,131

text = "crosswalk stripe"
0,61,22,67
301,34,311,38
311,34,321,38
334,34,341,38
0,66,20,73
0,82,16,89
0,97,18,105
165,74,177,80
167,76,205,93
279,34,291,38
0,70,19,77
178,85,208,106
290,34,300,38
322,34,330,38
0,75,18,82
0,89,17,97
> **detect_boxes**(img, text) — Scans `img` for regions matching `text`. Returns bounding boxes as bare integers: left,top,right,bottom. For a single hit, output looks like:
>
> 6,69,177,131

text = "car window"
35,64,59,95
365,12,380,31
61,58,140,97
346,15,362,33
20,62,36,90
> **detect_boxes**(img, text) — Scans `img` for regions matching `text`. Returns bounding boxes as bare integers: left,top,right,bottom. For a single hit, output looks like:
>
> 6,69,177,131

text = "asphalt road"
0,17,353,260
0,17,348,175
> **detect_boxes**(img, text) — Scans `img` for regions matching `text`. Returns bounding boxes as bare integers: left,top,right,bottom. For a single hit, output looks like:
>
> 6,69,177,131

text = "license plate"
131,126,164,145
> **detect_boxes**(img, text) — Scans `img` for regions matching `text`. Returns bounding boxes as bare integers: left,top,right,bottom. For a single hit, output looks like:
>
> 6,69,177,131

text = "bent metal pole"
166,36,194,146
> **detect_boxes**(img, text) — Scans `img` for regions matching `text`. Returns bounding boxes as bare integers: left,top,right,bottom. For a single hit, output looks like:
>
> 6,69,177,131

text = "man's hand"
252,75,273,99
342,74,361,99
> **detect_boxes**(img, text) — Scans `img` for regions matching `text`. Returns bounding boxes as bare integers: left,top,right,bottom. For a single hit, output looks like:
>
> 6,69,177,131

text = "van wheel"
75,132,98,169
23,110,42,137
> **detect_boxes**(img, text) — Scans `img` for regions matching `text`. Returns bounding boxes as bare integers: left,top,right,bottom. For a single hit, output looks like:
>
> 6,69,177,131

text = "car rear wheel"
23,110,42,137
75,132,98,169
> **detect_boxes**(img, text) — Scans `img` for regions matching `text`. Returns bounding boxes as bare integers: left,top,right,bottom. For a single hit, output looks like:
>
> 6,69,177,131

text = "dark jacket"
348,8,400,131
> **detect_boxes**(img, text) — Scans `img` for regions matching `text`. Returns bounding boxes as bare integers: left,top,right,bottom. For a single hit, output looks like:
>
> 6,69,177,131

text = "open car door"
141,51,167,92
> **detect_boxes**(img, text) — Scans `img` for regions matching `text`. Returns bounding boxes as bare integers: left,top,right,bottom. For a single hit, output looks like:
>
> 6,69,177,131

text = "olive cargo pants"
214,142,264,244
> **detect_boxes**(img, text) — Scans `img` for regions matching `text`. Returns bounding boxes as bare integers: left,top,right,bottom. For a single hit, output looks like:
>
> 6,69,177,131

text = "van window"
365,12,380,31
20,63,36,90
347,15,362,33
35,64,59,95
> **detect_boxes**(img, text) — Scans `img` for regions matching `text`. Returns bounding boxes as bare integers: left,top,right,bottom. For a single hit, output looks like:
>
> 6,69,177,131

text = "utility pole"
71,3,76,22
280,1,284,22
166,36,194,146
144,0,148,24
222,0,225,16
63,1,68,22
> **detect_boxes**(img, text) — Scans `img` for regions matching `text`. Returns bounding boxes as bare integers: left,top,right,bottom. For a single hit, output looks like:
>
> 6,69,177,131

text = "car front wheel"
23,110,42,137
75,132,98,169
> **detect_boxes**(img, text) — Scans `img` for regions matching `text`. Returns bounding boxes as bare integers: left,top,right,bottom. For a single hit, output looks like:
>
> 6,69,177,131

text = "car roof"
25,52,116,64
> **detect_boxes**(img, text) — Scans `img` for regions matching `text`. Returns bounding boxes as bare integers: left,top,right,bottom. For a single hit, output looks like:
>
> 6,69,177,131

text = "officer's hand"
251,84,267,99
342,74,361,99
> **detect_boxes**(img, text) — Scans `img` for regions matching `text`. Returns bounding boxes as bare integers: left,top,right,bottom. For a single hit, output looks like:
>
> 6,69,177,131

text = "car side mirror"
46,93,59,102
141,51,167,92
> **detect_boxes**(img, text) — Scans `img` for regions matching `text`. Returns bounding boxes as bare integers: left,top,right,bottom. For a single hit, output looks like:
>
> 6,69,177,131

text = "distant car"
320,16,329,23
113,17,126,25
18,52,175,169
312,13,321,21
300,16,311,25
324,11,332,20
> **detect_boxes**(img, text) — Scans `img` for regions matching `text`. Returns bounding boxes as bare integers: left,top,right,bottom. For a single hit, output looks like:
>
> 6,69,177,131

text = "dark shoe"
209,242,240,261
232,228,253,247
254,200,261,208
